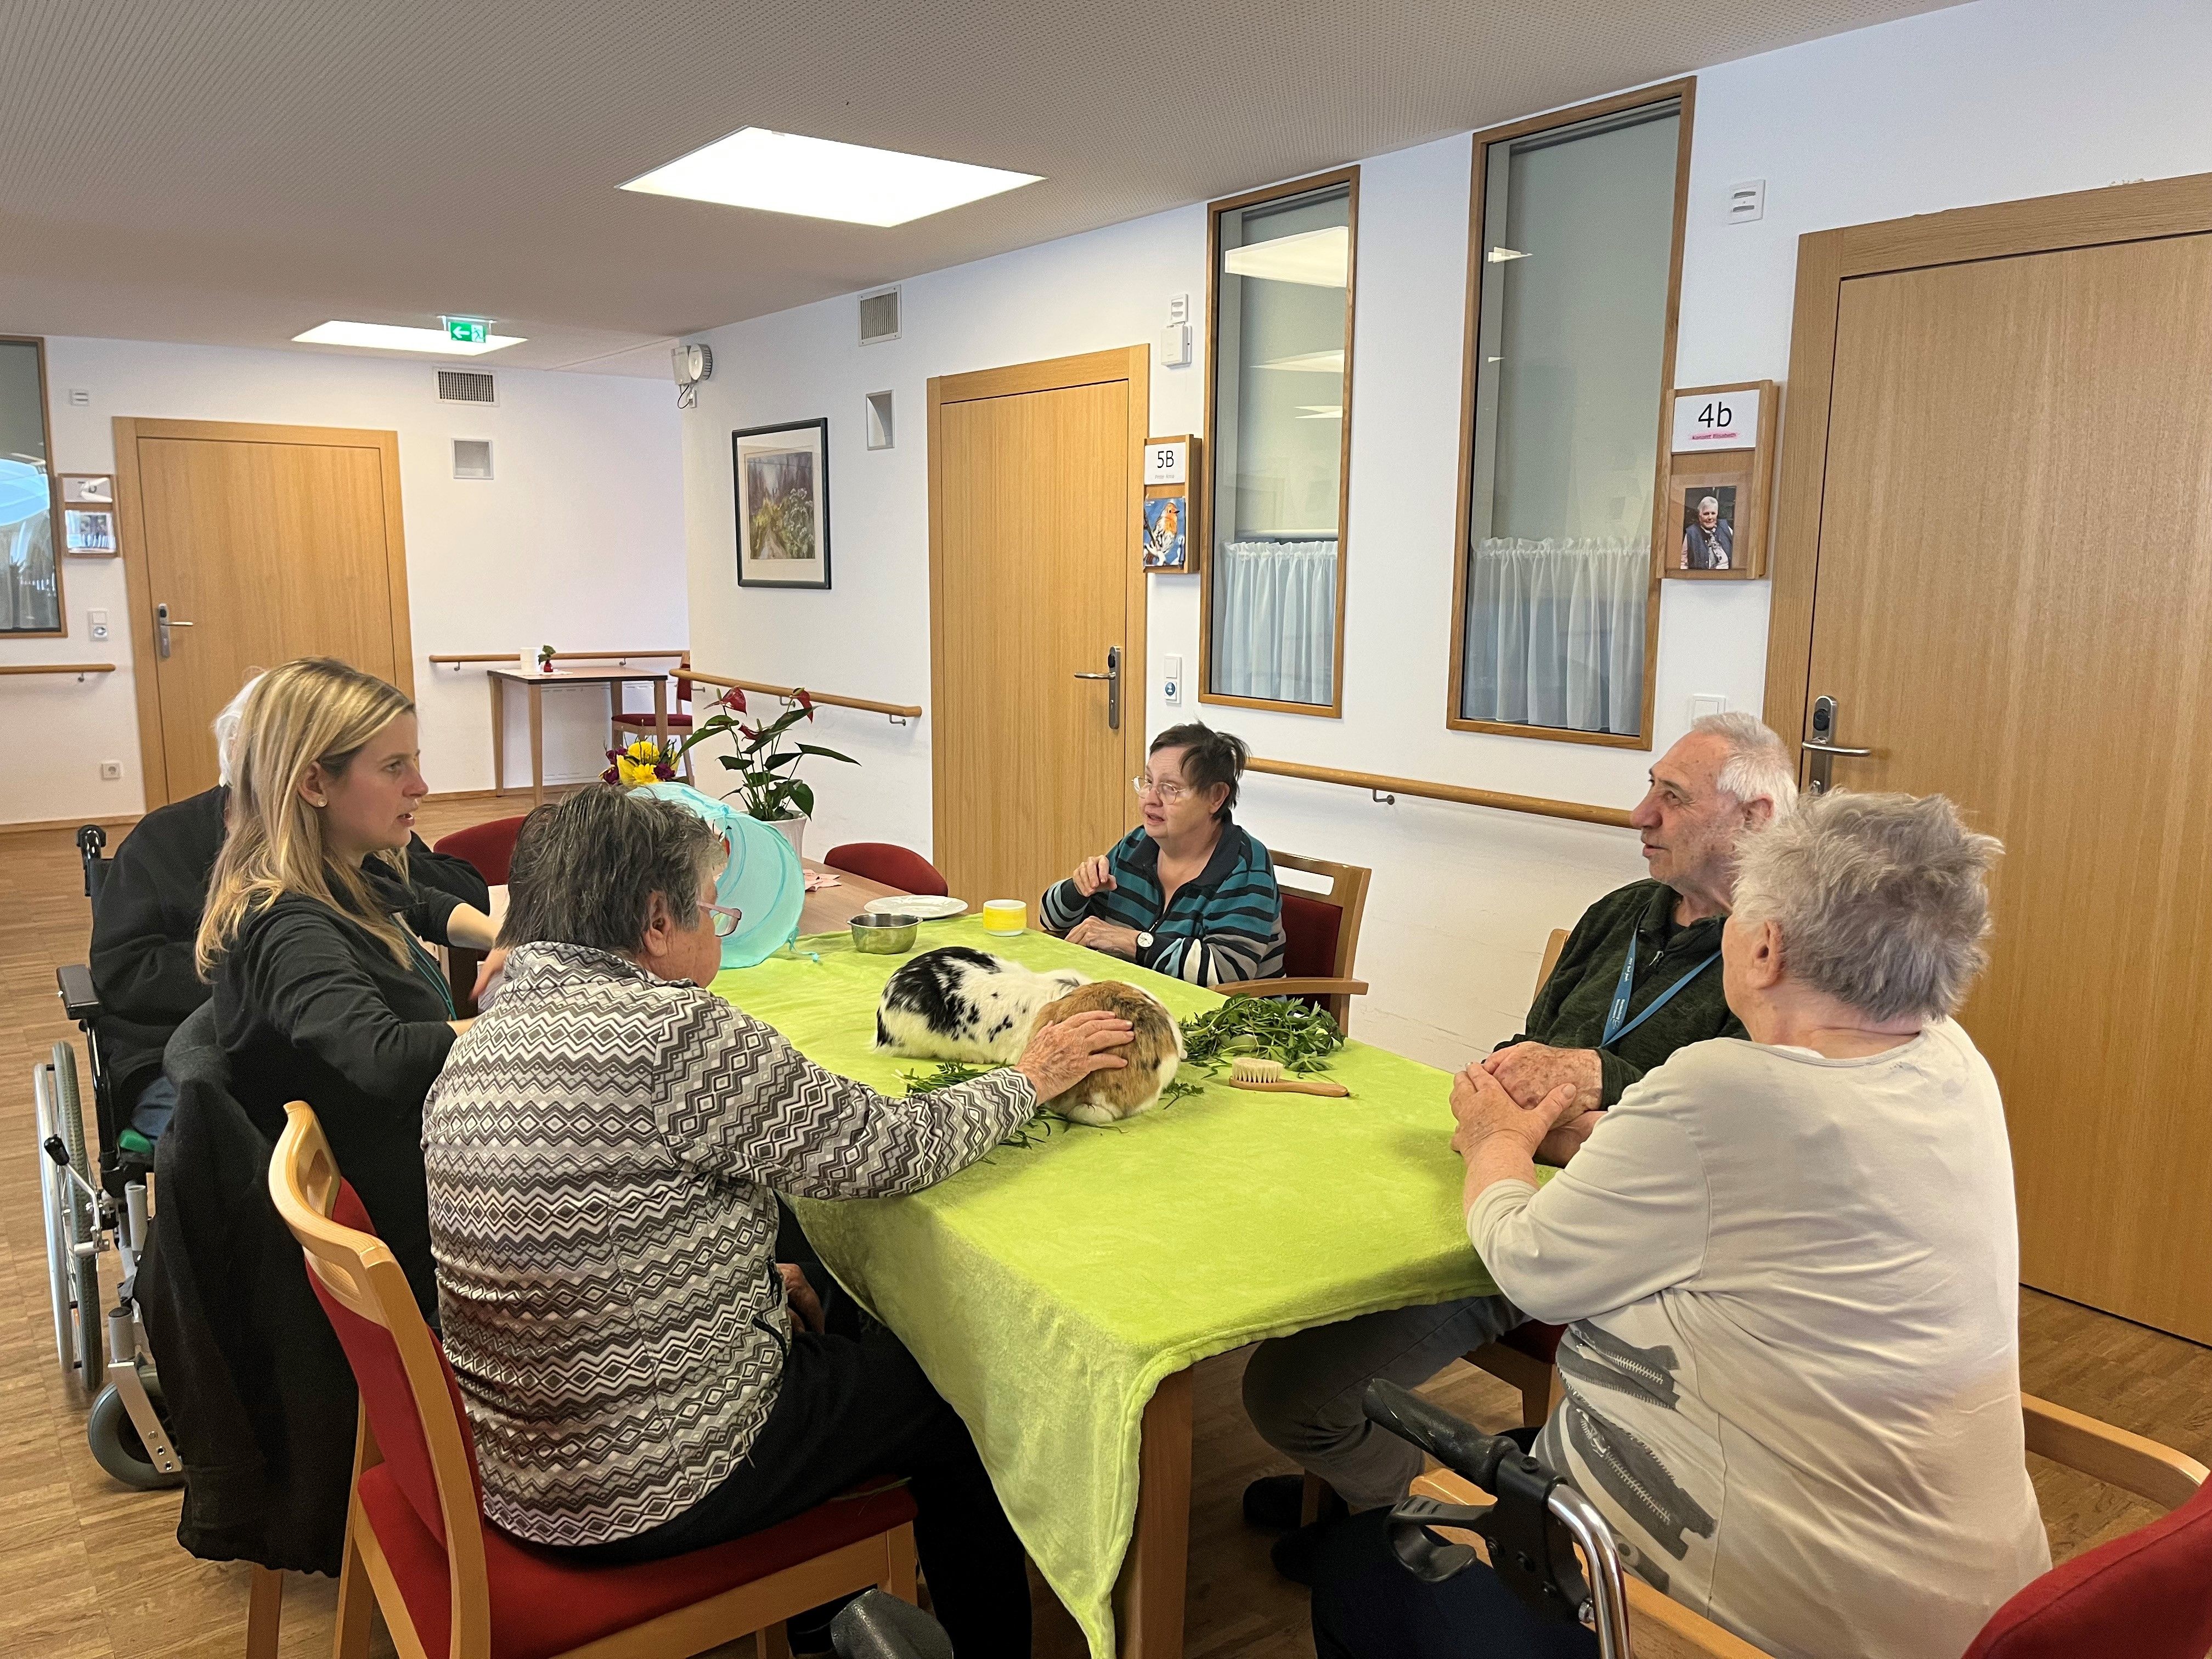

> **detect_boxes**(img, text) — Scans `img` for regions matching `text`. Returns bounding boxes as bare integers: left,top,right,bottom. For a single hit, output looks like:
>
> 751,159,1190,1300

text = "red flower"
599,763,619,783
740,723,759,742
718,686,748,713
795,687,815,719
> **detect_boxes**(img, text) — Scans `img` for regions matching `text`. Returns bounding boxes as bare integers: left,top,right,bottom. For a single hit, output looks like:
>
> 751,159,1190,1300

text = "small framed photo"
1664,380,1778,581
733,418,831,589
1143,494,1189,571
59,473,114,505
64,507,119,555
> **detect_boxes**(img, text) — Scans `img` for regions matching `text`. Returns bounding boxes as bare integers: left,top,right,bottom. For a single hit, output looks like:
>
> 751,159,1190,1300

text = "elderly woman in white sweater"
1310,789,2050,1659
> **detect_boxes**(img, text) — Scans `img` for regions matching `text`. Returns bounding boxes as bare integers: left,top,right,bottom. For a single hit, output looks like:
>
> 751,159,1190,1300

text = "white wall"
681,0,2212,1069
0,337,685,824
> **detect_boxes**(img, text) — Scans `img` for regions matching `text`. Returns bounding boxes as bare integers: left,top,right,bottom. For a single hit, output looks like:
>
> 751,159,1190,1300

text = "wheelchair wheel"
38,1047,105,1389
87,1367,180,1491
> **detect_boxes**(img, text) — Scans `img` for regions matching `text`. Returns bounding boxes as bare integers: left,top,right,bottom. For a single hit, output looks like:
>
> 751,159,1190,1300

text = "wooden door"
115,419,414,803
1775,201,2212,1341
928,348,1149,909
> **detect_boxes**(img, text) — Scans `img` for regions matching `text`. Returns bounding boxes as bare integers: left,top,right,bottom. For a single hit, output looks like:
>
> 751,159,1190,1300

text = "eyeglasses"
1132,775,1190,804
699,901,743,938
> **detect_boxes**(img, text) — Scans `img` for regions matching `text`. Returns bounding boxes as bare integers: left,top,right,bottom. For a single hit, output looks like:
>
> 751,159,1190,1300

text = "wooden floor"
4,795,2208,1659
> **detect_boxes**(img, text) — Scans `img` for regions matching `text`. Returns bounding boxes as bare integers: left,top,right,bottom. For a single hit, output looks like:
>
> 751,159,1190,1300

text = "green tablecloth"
712,918,1506,1659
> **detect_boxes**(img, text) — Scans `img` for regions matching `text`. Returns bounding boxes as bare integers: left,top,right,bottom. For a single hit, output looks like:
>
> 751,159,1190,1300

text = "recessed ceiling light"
621,127,1041,227
293,321,526,356
1222,225,1349,287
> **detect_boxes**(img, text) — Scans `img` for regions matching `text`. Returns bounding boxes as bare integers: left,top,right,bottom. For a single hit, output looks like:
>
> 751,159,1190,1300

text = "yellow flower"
616,755,659,787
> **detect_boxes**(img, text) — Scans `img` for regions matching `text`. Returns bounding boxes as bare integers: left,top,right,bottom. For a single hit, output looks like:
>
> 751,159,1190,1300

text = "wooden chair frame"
1410,1394,2209,1657
1217,849,1373,1034
267,1102,918,1659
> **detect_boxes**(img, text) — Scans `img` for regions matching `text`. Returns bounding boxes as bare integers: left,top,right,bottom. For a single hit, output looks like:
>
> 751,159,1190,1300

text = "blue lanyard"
1601,932,1721,1047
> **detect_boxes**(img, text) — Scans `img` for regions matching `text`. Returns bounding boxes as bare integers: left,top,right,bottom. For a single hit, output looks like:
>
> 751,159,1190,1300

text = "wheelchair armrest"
57,963,101,1024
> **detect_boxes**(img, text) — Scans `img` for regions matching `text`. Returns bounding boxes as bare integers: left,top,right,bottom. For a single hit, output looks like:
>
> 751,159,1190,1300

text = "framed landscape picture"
733,417,831,589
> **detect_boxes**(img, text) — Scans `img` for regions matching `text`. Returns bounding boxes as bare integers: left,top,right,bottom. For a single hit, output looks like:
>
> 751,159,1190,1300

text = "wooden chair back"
267,1102,494,1657
1536,927,1570,1002
1216,849,1373,1033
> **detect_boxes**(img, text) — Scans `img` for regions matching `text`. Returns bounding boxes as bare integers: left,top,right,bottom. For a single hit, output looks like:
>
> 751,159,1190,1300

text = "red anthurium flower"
719,686,748,713
796,688,815,717
740,723,759,742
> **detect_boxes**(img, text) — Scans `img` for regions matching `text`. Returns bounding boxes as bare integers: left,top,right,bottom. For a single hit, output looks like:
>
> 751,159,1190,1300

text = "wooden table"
489,668,670,807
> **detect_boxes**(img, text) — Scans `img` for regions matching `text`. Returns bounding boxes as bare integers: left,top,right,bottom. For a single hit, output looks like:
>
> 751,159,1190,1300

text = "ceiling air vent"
453,439,494,481
438,369,498,404
859,285,901,345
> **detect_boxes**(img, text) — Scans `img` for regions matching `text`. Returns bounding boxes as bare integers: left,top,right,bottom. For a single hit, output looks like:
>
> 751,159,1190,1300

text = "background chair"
268,1100,921,1659
612,656,697,779
1217,850,1372,1034
822,843,950,898
433,816,526,1015
1410,1394,2212,1658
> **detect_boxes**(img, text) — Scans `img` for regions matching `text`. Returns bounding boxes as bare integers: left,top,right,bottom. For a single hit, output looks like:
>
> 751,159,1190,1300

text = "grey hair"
1730,791,2003,1022
213,672,263,787
1692,712,1798,816
499,785,727,954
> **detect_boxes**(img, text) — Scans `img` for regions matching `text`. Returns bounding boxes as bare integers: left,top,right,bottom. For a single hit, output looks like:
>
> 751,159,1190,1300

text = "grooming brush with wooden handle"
1227,1057,1350,1097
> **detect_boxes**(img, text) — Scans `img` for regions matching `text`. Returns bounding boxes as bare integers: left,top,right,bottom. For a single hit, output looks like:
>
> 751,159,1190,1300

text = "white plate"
869,895,967,920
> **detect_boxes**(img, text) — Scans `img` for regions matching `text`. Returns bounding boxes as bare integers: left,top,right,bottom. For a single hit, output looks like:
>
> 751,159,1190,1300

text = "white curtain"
3,511,57,633
1460,537,1646,734
1212,539,1337,705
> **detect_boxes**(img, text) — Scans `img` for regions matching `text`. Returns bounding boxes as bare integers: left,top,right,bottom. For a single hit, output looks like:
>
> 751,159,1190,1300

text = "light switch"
88,608,110,641
1161,654,1183,706
1690,693,1728,721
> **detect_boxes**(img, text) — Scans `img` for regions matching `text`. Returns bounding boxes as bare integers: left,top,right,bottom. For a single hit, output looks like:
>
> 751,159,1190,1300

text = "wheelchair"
39,822,183,1491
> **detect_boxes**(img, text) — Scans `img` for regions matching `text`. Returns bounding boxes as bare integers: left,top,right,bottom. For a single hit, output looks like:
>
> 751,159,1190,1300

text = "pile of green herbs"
1178,995,1342,1076
899,1061,1203,1149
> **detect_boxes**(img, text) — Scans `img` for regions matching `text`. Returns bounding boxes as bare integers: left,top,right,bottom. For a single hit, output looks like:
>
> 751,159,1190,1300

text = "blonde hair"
196,657,417,978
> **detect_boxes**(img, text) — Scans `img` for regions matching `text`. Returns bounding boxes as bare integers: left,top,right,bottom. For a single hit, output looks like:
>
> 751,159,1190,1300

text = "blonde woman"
196,657,496,1315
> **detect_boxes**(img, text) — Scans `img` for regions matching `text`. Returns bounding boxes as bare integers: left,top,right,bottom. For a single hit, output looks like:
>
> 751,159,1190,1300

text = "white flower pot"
765,814,808,860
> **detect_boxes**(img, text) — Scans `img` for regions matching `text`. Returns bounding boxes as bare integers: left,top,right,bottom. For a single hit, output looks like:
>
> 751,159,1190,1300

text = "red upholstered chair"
821,843,950,898
266,1101,921,1659
1410,1393,2211,1659
1215,850,1372,1034
612,656,697,778
433,816,527,888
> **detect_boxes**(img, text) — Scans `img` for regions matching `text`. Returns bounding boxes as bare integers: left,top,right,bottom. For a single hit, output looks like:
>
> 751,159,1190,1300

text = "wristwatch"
1135,931,1155,952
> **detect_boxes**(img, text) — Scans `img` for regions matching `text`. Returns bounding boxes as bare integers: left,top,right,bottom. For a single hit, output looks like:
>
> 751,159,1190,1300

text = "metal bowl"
849,911,921,954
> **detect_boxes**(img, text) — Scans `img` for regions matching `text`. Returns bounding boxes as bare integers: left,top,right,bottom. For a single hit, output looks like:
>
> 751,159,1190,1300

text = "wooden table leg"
490,675,506,796
1115,1367,1193,1659
528,682,545,809
653,676,670,753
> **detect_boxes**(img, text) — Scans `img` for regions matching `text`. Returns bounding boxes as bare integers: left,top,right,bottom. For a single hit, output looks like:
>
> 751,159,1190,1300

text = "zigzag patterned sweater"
422,941,1036,1547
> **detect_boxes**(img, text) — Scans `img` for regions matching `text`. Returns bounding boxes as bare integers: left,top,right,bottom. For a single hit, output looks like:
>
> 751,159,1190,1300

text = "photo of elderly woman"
1679,486,1735,570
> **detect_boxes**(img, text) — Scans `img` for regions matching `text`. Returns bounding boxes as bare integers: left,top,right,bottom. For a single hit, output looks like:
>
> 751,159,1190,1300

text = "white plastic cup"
981,899,1026,936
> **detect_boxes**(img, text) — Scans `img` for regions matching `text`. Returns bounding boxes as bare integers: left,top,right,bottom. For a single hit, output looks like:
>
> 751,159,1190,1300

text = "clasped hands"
1455,1042,1606,1167
1064,856,1142,958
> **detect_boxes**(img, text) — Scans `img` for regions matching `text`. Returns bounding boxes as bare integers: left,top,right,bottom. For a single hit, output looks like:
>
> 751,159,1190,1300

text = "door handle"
155,603,196,659
1802,696,1874,794
1073,646,1121,731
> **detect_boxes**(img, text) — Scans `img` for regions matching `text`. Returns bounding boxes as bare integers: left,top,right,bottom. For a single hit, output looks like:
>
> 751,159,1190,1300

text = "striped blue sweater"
1039,819,1286,987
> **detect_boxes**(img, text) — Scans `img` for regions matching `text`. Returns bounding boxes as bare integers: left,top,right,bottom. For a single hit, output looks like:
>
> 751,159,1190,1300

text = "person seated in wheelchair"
195,658,499,1318
422,785,1136,1659
90,673,488,1154
1311,791,2050,1659
1242,714,1796,1569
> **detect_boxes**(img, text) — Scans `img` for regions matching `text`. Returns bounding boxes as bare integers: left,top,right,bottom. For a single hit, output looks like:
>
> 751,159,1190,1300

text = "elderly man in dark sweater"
1242,713,1797,1579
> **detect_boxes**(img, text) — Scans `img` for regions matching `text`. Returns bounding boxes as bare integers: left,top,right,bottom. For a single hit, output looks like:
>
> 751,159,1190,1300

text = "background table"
488,668,669,806
715,916,1511,1659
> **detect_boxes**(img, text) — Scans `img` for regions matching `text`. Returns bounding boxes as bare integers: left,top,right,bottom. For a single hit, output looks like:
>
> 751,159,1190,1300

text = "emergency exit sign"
442,316,490,345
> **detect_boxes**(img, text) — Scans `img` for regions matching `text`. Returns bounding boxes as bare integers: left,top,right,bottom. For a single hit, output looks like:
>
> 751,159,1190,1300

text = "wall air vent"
438,369,498,404
859,285,901,345
453,439,494,481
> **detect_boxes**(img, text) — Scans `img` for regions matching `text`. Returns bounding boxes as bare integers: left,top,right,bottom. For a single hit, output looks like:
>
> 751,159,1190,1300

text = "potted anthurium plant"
602,685,855,857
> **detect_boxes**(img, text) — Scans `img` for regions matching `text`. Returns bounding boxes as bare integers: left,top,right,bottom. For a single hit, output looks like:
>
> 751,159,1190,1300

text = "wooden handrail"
1246,756,1634,828
0,662,116,679
686,668,923,723
549,648,686,663
428,653,521,666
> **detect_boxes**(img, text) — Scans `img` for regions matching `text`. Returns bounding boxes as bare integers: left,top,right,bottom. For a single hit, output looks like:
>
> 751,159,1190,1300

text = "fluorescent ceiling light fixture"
294,321,524,356
1222,225,1349,287
622,127,1041,227
1257,349,1345,373
1486,245,1530,263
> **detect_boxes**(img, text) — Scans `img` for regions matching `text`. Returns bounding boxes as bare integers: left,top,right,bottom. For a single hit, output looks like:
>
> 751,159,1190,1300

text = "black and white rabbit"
874,946,1185,1124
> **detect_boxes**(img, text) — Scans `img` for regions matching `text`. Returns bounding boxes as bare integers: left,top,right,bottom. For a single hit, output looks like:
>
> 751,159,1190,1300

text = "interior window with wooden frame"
1,335,64,636
1447,81,1694,747
1200,167,1356,718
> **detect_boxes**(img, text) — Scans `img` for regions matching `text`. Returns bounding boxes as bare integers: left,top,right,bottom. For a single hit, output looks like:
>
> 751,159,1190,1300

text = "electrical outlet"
99,760,123,781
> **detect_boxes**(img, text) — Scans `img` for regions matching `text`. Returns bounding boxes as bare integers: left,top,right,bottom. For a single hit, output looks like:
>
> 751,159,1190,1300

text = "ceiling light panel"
1221,225,1350,287
294,321,526,355
623,127,1041,228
